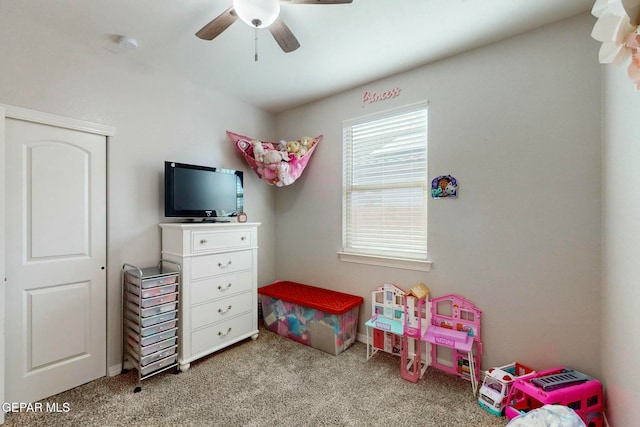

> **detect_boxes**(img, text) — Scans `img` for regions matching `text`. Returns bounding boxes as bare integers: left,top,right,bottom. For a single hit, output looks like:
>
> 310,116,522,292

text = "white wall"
601,62,640,426
0,11,277,371
275,14,603,377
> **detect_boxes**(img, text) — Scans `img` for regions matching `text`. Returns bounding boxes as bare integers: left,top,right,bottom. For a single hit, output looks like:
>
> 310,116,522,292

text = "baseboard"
108,361,132,377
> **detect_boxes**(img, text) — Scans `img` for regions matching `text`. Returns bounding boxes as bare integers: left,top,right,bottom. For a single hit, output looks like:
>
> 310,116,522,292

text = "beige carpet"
4,327,505,426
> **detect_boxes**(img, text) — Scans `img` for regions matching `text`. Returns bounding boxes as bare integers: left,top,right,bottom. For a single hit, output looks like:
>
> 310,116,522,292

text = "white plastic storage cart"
122,260,180,392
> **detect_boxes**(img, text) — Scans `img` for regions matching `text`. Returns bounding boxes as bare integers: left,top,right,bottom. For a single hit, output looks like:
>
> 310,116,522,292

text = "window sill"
337,251,432,272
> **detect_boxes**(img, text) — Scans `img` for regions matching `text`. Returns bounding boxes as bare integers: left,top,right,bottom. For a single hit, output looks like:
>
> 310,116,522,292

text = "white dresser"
160,222,260,371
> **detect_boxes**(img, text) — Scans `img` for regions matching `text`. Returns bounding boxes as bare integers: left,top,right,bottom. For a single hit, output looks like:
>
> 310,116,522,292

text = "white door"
4,117,106,403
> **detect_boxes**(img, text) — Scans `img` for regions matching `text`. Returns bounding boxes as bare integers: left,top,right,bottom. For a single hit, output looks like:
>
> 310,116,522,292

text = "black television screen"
164,161,244,219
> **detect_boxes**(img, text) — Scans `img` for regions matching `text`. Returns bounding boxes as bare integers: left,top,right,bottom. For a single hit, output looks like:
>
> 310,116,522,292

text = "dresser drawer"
192,230,252,253
191,251,252,280
191,312,253,355
191,270,253,305
191,292,253,329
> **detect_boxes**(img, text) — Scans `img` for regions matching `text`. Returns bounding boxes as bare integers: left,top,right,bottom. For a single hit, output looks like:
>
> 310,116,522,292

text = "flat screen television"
164,161,244,220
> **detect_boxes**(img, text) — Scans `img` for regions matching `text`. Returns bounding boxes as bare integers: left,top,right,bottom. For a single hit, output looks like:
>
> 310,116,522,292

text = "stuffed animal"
252,140,265,162
300,136,315,150
276,162,295,187
299,136,316,157
262,149,289,165
286,140,301,158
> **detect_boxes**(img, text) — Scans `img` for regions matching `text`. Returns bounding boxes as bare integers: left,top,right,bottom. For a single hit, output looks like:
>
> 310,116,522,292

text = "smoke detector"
117,36,139,50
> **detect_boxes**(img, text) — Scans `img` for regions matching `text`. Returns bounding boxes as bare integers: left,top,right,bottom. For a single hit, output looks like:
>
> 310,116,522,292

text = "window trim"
337,251,432,272
339,100,431,271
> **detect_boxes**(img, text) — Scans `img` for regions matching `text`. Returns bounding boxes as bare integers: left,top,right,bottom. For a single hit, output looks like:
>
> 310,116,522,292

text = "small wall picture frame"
431,175,458,199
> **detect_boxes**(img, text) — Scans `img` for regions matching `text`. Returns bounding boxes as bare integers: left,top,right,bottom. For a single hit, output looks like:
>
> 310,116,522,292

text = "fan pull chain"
254,26,258,62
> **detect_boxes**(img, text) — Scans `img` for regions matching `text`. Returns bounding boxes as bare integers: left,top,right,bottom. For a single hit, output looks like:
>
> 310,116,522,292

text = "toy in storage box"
258,281,363,355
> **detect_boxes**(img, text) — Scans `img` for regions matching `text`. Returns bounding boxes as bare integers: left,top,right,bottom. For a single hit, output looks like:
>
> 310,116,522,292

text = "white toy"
400,283,431,383
478,362,535,416
365,284,406,359
444,182,457,196
252,140,265,162
262,149,289,165
276,163,295,187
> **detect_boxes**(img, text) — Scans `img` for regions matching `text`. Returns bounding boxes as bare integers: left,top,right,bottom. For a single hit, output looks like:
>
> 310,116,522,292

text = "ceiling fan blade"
196,6,238,40
269,18,300,53
281,0,352,3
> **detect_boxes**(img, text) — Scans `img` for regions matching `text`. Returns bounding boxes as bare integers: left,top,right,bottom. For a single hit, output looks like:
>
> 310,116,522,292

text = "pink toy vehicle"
505,367,603,427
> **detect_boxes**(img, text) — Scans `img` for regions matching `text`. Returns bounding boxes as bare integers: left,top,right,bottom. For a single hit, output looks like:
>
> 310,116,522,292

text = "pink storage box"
258,281,363,355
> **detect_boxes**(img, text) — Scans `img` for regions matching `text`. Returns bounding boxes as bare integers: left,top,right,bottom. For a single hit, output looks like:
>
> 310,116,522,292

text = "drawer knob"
218,327,232,337
217,261,232,269
241,236,246,241
200,239,207,245
217,283,233,291
218,305,232,315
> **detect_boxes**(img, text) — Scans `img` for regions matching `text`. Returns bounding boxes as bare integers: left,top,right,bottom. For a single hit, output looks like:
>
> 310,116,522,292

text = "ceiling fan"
196,0,353,59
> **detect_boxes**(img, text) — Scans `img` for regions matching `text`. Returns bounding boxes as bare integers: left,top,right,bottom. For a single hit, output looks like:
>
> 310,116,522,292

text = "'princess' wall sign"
361,87,401,107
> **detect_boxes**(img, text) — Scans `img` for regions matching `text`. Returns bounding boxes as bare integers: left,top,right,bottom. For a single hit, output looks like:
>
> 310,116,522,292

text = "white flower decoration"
592,0,640,89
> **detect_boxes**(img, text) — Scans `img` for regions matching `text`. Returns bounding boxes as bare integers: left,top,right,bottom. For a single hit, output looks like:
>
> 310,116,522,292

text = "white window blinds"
342,102,428,260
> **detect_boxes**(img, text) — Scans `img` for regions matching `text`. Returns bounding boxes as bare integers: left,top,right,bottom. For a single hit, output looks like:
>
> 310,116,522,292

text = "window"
339,101,430,271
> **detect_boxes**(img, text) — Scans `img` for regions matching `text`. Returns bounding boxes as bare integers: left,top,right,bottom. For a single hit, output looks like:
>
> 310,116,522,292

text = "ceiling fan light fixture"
233,0,280,28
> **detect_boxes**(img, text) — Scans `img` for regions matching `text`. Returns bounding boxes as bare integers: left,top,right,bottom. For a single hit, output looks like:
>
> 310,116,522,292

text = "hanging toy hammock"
227,131,322,187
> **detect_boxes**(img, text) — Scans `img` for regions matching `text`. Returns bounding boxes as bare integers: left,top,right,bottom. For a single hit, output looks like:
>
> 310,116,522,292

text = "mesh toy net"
227,131,322,187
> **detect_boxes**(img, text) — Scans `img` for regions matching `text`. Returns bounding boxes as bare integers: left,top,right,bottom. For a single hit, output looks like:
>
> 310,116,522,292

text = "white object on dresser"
160,222,260,372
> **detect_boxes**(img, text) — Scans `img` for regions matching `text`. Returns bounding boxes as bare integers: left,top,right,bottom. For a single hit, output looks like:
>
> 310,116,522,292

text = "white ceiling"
6,0,594,113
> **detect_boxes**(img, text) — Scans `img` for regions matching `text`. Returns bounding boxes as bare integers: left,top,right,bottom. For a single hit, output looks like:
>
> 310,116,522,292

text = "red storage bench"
258,281,363,355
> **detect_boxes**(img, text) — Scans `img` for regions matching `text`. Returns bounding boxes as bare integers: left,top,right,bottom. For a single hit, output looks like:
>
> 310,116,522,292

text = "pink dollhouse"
422,294,483,395
400,283,431,383
366,287,482,391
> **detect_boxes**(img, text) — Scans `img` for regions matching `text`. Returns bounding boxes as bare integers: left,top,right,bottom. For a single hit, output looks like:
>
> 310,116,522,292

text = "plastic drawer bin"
127,301,177,318
128,336,177,357
128,328,177,347
127,310,177,328
258,280,363,355
126,291,177,308
125,273,178,289
126,282,178,298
